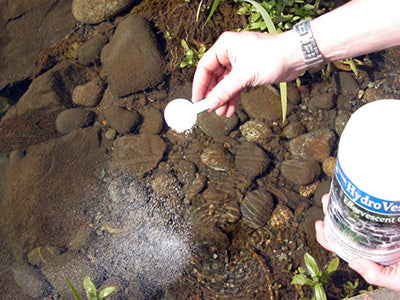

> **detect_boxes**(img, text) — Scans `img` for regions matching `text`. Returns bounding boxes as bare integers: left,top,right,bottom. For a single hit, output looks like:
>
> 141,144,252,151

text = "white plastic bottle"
324,99,400,266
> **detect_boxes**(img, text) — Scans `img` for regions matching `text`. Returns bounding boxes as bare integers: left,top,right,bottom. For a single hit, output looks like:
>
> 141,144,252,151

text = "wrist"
277,29,309,81
294,19,325,69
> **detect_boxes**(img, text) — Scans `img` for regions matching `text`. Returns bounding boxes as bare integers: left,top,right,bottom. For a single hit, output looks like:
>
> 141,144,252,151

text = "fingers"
349,258,400,292
315,221,333,252
322,193,329,214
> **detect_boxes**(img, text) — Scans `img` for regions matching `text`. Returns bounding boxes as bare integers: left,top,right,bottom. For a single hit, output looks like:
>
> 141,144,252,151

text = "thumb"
349,258,400,291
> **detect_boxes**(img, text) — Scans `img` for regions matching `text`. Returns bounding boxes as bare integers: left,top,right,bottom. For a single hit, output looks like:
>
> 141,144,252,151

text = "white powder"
164,99,197,132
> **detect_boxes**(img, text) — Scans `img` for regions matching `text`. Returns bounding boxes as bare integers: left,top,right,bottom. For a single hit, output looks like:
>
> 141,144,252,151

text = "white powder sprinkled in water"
94,176,194,297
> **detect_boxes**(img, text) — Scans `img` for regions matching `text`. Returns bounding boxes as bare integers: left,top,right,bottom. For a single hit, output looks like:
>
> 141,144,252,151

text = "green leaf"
240,0,277,34
83,276,97,299
99,286,116,299
291,274,314,286
64,276,82,300
304,253,320,280
321,257,339,285
314,282,327,300
204,0,221,27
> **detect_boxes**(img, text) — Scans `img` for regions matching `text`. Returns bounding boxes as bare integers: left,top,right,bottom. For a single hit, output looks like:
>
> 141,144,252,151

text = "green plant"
291,253,339,300
179,39,206,68
237,0,333,33
342,279,359,298
65,276,116,300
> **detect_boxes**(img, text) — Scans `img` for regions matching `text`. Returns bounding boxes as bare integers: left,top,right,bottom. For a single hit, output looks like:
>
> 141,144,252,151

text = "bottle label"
326,159,400,265
335,161,400,217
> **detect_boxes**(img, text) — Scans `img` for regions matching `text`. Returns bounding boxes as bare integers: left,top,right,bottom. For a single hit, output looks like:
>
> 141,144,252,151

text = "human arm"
315,194,400,292
191,0,400,117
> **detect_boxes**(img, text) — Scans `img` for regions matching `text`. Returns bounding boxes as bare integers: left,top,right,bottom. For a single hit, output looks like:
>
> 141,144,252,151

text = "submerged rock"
72,0,136,24
279,159,321,186
288,128,336,161
55,108,96,135
235,142,270,180
101,15,165,97
103,104,140,134
197,111,239,140
200,145,235,172
241,188,274,229
241,85,286,122
110,134,166,178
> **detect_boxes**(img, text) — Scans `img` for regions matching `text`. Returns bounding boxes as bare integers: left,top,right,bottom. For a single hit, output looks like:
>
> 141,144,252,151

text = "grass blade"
64,276,82,300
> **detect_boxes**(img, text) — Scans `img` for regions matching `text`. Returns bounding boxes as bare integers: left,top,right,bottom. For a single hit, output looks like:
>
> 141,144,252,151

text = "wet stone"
72,0,136,24
55,108,95,135
337,72,360,97
299,206,324,242
282,121,306,140
110,134,166,178
100,15,165,97
308,92,336,110
322,156,336,178
151,173,181,198
138,106,164,135
279,159,321,186
288,128,336,161
176,160,197,185
235,142,270,180
334,112,351,137
12,263,47,298
287,82,301,105
313,179,331,208
239,120,273,143
269,204,294,228
241,188,274,230
241,85,284,121
201,145,235,172
72,78,105,107
41,251,98,298
77,34,108,66
184,174,207,203
336,94,353,111
197,111,238,140
103,105,140,134
27,246,63,268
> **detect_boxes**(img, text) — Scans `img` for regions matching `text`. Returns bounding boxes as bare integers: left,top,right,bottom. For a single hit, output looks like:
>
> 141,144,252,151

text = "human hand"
315,194,400,292
191,30,306,117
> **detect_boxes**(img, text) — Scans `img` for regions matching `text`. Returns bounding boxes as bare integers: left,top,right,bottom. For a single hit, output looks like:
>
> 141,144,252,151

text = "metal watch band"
294,19,324,69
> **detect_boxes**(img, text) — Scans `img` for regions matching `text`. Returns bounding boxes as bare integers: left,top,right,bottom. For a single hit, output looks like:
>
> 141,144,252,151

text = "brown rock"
241,85,288,121
197,111,239,140
235,142,270,180
72,0,136,24
101,15,165,97
288,128,336,161
0,0,76,89
279,159,321,186
72,78,105,107
110,134,166,178
103,105,140,134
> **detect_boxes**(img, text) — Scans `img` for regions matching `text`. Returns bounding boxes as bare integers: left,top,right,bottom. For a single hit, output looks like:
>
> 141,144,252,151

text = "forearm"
311,0,400,63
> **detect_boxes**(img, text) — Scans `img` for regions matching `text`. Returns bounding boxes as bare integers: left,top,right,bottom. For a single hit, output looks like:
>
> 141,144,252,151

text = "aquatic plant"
65,276,116,300
180,39,206,68
342,279,359,298
291,252,339,300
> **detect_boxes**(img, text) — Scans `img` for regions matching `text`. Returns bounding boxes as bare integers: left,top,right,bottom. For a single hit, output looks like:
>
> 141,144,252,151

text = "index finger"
191,44,227,102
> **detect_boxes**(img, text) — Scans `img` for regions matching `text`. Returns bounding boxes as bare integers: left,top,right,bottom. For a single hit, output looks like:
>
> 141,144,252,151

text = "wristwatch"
294,19,324,69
